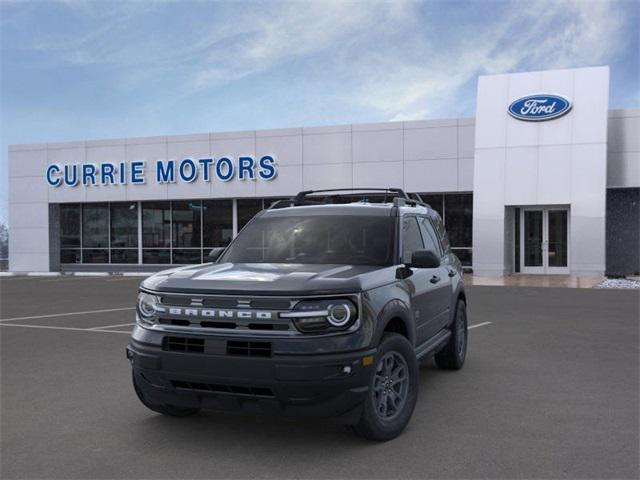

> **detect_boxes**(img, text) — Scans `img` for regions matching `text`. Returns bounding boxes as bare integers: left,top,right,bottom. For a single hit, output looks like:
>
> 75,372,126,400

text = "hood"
141,262,397,296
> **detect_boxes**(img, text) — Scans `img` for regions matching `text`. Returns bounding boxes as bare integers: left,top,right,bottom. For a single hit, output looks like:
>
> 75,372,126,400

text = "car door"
418,216,453,335
400,216,440,346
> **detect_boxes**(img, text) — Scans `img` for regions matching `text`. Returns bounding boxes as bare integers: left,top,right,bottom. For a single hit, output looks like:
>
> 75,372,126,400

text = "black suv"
127,188,468,440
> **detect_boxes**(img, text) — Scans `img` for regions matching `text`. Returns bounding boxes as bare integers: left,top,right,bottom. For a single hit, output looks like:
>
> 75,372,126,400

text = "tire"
351,333,419,441
132,371,200,417
434,300,467,370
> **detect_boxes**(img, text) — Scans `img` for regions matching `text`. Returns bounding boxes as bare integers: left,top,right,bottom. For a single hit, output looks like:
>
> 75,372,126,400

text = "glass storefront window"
172,201,201,248
444,194,472,248
57,194,475,268
60,204,81,248
172,249,202,264
82,249,109,263
60,204,81,263
142,202,171,248
111,203,138,248
60,249,81,264
203,200,233,248
82,204,109,248
143,249,170,264
237,199,264,231
111,249,138,264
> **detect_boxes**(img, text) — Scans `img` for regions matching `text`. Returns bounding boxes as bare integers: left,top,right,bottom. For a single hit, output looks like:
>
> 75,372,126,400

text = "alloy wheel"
373,351,410,420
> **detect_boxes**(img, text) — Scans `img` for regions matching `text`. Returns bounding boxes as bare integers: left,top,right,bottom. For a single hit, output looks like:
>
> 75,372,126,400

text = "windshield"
220,215,396,266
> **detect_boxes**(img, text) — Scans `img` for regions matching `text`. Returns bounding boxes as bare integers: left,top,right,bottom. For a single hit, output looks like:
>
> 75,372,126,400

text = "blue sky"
1,0,638,225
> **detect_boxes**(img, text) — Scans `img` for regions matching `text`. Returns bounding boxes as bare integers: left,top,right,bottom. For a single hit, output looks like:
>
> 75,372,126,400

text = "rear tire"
351,333,419,441
434,300,467,370
132,371,200,417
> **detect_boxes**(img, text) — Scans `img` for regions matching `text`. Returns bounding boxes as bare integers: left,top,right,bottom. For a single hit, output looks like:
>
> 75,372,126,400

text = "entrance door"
520,208,569,274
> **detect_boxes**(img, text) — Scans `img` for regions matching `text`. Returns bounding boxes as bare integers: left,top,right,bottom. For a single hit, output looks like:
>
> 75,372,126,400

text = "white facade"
473,66,610,276
7,66,640,275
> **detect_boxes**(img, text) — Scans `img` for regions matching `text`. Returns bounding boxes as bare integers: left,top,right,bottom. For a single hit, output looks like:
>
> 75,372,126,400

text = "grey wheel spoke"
386,395,395,413
384,356,393,374
388,389,400,407
377,393,387,415
390,366,406,383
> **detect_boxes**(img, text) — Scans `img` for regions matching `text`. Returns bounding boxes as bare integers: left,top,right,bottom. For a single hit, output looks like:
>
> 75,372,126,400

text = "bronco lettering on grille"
162,307,274,320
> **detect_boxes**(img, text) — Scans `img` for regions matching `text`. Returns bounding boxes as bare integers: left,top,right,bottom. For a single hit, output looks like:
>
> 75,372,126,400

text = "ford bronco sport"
127,188,468,440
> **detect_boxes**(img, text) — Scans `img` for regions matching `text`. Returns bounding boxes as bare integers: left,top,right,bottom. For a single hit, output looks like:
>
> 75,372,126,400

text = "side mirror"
208,247,225,262
407,249,440,269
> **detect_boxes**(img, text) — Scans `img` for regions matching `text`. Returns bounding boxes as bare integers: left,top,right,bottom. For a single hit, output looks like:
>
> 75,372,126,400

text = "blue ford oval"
508,94,572,121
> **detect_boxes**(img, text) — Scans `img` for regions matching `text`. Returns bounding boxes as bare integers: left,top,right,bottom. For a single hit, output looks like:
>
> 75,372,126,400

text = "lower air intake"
227,340,272,357
171,380,274,397
163,336,205,353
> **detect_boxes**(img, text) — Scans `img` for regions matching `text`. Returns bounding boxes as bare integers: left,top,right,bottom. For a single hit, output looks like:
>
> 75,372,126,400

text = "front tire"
351,333,419,441
435,300,467,370
132,371,200,417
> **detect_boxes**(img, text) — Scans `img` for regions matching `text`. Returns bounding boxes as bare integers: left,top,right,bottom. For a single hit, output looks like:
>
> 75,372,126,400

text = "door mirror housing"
208,247,225,262
407,249,441,269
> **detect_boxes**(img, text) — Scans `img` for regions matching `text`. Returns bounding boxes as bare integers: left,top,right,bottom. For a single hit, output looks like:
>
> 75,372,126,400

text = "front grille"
248,298,292,310
163,336,205,353
171,380,274,397
158,318,290,332
160,295,237,308
158,295,293,310
227,340,272,357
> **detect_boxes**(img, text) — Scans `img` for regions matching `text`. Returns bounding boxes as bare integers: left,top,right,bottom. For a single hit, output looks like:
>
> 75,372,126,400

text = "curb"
1,272,155,278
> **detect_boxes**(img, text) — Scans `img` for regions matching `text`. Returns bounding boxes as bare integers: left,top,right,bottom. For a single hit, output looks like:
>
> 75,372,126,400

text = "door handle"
430,275,440,284
447,269,456,277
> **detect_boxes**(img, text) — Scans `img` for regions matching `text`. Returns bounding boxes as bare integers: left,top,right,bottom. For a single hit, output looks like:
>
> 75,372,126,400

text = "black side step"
414,329,451,360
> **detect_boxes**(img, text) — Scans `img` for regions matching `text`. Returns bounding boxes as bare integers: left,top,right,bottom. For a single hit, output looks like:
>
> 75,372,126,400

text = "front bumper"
127,327,376,422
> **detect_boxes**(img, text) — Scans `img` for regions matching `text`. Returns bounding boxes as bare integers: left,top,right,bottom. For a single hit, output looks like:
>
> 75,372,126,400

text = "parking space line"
88,322,135,330
468,321,492,329
0,307,135,323
0,323,131,334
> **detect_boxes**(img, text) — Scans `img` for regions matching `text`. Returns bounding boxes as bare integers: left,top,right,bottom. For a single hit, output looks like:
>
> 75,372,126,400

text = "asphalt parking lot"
1,276,638,479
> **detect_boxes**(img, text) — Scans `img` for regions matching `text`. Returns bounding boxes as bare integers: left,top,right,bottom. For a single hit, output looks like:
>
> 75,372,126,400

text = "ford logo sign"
508,94,572,121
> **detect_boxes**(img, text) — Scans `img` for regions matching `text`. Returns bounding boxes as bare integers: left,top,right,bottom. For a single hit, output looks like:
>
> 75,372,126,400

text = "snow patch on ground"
593,278,640,289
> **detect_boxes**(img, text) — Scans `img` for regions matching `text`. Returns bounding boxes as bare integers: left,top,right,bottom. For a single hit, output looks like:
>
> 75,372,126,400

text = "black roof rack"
268,188,432,210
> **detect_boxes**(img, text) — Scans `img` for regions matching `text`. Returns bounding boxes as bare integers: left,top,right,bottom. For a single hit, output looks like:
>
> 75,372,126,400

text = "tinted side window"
419,217,442,256
402,217,424,263
433,215,451,252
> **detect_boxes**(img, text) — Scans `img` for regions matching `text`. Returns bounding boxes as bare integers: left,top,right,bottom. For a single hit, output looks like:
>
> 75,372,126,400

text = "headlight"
137,292,160,326
281,298,358,333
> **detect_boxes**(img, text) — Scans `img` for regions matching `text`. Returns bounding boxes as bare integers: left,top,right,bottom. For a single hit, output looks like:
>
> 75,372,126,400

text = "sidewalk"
466,274,602,289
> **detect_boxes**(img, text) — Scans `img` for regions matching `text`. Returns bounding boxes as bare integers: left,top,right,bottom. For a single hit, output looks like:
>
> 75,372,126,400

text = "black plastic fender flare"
373,298,416,347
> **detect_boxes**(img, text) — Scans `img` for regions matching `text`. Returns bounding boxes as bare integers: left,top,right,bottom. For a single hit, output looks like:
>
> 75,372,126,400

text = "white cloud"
8,0,630,121
189,1,415,90
349,0,626,121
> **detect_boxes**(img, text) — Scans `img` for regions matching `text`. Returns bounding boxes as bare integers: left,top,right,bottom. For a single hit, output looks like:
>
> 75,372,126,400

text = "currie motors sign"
46,155,277,187
508,94,572,121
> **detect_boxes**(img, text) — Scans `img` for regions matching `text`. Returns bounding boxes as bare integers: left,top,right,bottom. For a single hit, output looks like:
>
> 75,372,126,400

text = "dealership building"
7,66,640,277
